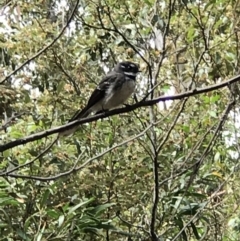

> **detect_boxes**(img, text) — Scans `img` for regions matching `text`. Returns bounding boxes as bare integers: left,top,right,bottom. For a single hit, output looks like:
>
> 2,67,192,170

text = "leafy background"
1,0,240,240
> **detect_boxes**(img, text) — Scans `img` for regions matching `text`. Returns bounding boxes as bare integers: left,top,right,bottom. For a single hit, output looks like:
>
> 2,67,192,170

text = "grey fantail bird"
60,61,141,136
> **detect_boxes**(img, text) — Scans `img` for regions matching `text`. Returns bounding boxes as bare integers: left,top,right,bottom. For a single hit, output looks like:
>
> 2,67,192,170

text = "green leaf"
16,229,31,241
40,189,50,209
68,198,95,215
89,203,115,216
143,0,152,6
210,95,220,103
209,111,217,118
47,209,60,219
57,81,65,94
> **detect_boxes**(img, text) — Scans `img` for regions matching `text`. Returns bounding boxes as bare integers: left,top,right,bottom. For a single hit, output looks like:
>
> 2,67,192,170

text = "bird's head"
115,61,141,78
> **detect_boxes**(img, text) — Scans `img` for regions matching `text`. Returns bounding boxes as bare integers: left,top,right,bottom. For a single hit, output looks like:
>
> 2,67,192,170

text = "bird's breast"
104,80,135,109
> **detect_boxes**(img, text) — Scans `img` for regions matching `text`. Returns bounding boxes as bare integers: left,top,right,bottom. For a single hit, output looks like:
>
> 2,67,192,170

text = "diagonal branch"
0,73,240,152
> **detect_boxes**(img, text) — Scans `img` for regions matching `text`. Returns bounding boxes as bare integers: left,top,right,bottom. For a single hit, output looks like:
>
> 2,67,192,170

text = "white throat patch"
124,72,137,76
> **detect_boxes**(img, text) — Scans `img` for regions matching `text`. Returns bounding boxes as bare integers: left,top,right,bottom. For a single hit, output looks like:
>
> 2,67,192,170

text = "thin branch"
183,1,209,51
52,50,81,95
2,138,58,175
156,98,188,153
2,123,154,180
145,3,177,231
146,0,174,99
150,98,188,240
170,100,234,220
156,116,224,191
0,112,27,131
107,8,149,66
117,213,149,235
0,0,80,84
186,99,235,189
94,3,151,69
175,119,218,173
172,158,238,241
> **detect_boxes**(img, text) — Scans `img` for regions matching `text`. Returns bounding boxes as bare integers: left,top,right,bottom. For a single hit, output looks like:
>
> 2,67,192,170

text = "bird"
59,61,141,136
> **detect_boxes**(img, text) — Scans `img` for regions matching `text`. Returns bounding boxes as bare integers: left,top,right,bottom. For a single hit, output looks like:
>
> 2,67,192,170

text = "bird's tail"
68,107,90,122
58,107,91,137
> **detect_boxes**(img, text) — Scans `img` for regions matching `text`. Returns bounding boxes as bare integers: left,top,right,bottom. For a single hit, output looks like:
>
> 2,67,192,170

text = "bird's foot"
95,109,109,116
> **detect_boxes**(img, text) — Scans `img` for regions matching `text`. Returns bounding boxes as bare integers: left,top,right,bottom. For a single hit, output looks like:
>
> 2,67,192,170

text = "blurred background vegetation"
1,0,240,240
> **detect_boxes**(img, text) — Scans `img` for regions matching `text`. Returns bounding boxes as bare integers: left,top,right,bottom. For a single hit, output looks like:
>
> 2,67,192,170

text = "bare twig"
170,100,234,221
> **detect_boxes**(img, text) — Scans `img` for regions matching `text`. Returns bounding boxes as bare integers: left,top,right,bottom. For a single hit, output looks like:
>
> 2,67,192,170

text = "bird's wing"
68,73,124,122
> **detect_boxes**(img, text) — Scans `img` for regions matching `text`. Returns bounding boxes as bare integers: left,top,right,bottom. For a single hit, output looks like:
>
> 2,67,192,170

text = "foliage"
1,0,240,240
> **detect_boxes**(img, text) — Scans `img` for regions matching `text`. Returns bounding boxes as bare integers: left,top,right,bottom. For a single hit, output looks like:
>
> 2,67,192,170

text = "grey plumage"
59,61,140,136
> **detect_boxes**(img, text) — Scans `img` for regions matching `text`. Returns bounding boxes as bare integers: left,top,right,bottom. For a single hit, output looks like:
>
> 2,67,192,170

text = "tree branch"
0,73,240,152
